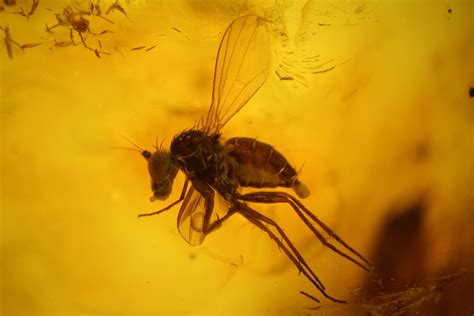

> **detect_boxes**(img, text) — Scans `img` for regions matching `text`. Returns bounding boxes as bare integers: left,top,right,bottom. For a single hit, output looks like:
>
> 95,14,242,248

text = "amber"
1,1,472,315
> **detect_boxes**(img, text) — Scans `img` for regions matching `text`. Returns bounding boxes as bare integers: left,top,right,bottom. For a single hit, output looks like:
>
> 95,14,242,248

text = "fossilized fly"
137,14,371,303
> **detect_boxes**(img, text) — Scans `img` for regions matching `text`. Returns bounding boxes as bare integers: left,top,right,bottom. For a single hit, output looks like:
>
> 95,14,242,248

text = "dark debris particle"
469,87,473,98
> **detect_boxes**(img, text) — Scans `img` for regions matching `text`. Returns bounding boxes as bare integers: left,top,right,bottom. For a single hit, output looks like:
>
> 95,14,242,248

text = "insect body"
171,130,236,199
225,137,310,198
138,14,371,303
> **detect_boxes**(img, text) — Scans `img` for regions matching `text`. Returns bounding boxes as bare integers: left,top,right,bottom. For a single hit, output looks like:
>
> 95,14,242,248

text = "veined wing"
179,15,270,246
177,186,207,246
202,14,271,133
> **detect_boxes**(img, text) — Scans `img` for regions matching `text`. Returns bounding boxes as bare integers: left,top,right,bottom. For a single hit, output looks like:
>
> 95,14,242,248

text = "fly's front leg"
190,178,235,235
188,178,214,234
138,179,189,217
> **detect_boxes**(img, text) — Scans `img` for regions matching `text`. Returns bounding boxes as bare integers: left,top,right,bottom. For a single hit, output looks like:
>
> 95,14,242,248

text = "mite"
46,4,113,57
136,14,372,303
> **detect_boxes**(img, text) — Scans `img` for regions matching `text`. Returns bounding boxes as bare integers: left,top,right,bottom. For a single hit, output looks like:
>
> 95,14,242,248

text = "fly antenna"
118,134,145,152
110,146,142,153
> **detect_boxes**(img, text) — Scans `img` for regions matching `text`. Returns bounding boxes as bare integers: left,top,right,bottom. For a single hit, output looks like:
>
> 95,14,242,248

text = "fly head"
142,149,178,202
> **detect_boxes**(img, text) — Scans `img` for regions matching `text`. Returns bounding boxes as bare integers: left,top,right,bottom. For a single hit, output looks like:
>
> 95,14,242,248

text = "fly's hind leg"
238,191,372,272
235,201,346,304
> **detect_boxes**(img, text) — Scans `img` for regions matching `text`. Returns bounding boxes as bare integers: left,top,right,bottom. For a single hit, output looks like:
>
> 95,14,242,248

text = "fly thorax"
170,129,223,176
170,130,207,157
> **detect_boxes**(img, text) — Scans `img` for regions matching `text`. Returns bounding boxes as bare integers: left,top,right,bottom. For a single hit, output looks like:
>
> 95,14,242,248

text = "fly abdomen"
225,137,310,198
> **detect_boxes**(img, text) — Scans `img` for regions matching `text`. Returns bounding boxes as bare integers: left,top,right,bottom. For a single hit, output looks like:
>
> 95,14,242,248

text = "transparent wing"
177,187,207,246
177,185,232,246
202,14,271,133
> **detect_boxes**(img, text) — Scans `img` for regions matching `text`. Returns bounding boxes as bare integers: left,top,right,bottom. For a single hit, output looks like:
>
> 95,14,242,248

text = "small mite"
46,5,112,56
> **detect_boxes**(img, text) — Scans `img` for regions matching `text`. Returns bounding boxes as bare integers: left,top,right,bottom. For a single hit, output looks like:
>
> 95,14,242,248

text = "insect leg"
138,179,189,217
235,201,346,303
204,208,236,235
188,178,215,234
238,191,372,272
79,31,92,50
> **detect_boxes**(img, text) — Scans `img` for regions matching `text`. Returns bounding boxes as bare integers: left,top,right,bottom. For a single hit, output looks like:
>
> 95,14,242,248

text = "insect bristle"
159,137,166,150
296,162,306,176
152,137,167,150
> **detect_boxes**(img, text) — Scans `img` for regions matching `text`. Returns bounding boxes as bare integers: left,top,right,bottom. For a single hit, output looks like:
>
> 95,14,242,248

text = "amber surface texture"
1,0,473,315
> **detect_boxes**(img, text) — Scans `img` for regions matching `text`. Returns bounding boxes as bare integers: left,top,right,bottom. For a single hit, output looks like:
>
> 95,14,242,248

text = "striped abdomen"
225,137,310,198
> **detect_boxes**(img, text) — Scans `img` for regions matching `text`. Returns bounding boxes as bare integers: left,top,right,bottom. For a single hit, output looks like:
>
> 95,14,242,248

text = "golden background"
1,0,473,315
